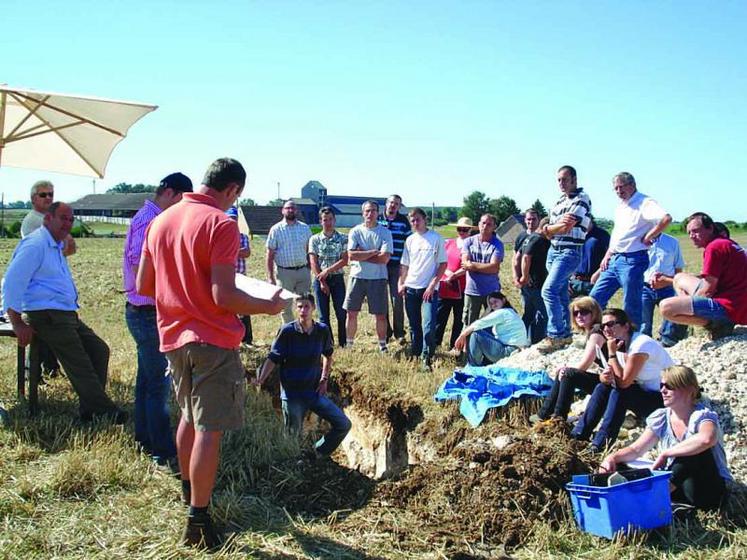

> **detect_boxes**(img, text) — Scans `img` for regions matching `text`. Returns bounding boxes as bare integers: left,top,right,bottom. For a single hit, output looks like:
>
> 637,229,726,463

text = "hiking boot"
536,336,573,355
182,515,224,551
528,414,544,425
704,321,735,341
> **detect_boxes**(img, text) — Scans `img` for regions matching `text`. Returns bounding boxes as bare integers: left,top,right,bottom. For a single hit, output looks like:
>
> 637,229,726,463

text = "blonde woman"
600,366,731,511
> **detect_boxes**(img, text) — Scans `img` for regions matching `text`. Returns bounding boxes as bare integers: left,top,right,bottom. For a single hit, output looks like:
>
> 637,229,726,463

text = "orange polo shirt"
143,193,242,352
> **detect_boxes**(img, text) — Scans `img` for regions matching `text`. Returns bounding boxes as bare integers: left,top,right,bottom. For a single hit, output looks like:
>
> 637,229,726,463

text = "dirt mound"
376,424,591,551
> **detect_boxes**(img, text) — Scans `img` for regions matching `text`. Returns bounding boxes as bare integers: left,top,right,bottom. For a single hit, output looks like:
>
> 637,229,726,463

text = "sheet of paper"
235,274,297,301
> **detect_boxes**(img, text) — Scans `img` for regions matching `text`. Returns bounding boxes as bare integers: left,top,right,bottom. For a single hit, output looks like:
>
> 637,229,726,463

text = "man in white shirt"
590,172,672,328
398,208,447,370
266,200,313,323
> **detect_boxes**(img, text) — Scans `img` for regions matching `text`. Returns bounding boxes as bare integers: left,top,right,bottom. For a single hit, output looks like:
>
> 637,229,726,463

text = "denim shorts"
692,296,731,323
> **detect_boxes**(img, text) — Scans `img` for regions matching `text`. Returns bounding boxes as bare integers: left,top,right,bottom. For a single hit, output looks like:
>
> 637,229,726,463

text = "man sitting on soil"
660,212,747,339
255,293,351,459
2,202,125,423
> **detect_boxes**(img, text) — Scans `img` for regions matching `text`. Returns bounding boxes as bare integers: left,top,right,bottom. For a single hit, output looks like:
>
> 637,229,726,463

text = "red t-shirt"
702,238,747,324
143,193,243,352
438,238,467,300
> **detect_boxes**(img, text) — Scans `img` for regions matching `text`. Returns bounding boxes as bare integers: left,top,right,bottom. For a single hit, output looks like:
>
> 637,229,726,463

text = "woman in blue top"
599,365,731,511
453,291,528,366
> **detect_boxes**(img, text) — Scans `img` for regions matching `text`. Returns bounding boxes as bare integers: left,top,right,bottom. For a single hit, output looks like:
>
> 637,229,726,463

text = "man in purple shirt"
123,172,193,468
461,213,504,325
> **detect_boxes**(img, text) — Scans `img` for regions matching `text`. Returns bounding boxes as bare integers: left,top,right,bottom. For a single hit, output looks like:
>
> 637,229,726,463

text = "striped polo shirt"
549,188,592,248
378,213,411,264
268,320,334,400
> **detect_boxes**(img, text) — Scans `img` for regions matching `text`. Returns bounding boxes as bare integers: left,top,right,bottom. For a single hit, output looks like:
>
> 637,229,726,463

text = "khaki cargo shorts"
166,342,245,432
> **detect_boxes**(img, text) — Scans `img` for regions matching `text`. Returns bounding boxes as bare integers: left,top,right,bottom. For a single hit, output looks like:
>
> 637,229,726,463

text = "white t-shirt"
20,210,45,238
609,191,668,253
617,332,675,392
401,229,447,289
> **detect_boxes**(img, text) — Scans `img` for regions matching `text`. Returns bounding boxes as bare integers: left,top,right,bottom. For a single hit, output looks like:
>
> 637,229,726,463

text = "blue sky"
2,1,746,220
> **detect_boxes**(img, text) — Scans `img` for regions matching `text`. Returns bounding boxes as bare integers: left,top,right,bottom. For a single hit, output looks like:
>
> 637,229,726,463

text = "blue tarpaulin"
434,365,552,427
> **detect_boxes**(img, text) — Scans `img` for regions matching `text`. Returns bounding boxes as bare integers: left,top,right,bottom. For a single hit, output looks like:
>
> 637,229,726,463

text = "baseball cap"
159,172,193,193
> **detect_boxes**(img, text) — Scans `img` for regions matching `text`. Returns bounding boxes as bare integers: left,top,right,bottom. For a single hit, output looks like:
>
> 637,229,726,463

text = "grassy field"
0,231,745,558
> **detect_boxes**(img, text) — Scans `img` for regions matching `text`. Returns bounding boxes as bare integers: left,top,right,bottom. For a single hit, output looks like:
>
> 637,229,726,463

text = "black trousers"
538,368,599,420
670,450,727,510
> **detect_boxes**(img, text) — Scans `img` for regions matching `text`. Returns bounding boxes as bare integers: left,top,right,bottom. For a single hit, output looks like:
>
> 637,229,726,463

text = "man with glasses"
123,172,193,471
589,172,672,330
538,165,592,354
266,200,313,324
21,180,75,255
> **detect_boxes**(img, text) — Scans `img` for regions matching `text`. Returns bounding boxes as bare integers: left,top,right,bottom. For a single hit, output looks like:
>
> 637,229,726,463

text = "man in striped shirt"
266,200,313,323
123,172,193,468
378,194,411,340
538,165,593,354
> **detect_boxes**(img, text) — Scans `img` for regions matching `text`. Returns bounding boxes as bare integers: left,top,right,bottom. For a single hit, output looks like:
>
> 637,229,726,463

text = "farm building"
70,193,154,224
496,213,526,244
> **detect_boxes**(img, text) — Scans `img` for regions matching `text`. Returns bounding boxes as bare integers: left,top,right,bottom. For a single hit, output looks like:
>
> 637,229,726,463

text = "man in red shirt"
661,212,747,339
137,158,284,550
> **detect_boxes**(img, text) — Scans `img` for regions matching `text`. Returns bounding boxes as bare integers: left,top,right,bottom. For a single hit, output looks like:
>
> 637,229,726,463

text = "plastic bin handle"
574,491,593,500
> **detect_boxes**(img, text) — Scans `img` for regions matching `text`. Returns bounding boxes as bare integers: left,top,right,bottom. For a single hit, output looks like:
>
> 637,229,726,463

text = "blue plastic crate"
566,470,673,538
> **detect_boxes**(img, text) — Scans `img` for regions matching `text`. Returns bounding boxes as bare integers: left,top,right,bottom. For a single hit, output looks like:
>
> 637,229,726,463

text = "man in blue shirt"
378,194,411,341
254,293,351,458
2,202,124,422
641,233,688,347
569,215,610,298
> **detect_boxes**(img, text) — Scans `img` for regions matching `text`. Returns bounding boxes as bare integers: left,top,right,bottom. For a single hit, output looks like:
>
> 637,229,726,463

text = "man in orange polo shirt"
137,158,284,550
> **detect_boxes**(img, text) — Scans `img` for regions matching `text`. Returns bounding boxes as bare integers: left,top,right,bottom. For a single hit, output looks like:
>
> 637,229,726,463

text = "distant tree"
8,200,27,209
461,191,491,224
489,195,520,225
440,207,459,222
239,198,256,207
107,182,157,193
268,198,284,207
530,199,547,218
595,217,614,232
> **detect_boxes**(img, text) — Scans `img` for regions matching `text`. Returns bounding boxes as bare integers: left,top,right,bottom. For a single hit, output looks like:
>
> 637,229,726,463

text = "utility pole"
277,181,280,201
92,179,96,194
431,202,436,225
1,192,5,238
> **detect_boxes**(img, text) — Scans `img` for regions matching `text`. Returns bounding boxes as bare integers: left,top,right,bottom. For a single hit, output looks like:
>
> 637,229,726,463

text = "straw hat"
456,217,475,229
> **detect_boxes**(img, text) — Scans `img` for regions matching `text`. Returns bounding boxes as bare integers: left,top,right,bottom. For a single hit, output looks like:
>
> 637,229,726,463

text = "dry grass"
0,233,746,559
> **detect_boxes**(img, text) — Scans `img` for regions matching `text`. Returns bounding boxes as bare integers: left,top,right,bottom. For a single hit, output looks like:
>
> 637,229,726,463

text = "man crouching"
255,293,352,459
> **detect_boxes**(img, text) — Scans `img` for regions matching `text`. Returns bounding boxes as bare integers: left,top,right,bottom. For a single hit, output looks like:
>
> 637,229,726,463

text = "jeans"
538,368,599,420
521,286,548,344
386,263,406,339
404,288,439,359
590,251,649,329
282,395,352,456
542,246,582,339
435,297,464,349
571,382,663,449
640,284,688,345
467,329,515,366
125,304,176,461
313,275,347,347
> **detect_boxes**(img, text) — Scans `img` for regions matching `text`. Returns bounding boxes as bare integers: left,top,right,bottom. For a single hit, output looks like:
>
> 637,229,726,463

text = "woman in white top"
453,291,528,366
600,365,731,510
570,307,674,452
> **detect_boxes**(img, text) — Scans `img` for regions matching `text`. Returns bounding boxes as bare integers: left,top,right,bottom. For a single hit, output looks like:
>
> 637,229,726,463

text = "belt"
612,250,648,256
126,302,156,312
571,274,591,282
277,264,308,270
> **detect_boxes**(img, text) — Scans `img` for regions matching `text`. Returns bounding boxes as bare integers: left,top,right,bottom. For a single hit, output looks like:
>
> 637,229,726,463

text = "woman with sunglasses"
530,296,605,423
570,307,674,452
435,217,474,354
599,365,731,511
453,291,528,366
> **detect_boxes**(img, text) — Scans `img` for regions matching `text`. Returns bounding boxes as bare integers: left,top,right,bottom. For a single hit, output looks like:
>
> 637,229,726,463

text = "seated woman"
600,365,732,511
453,291,528,366
570,308,675,452
531,296,605,423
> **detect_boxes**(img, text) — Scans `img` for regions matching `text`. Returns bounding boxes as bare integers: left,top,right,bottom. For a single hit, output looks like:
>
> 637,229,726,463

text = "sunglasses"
573,309,592,317
36,192,54,199
457,228,472,233
601,320,623,329
660,382,676,391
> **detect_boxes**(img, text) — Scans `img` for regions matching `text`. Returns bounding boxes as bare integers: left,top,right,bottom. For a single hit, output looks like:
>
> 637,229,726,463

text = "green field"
0,233,745,558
